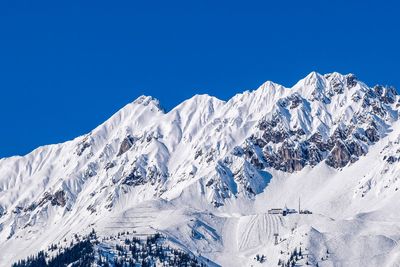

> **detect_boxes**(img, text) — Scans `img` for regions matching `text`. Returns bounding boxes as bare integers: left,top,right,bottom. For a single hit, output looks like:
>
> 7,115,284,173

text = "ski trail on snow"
237,214,281,251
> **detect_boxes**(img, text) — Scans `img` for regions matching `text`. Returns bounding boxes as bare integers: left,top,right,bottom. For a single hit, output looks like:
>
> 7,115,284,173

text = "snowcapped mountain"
2,72,400,266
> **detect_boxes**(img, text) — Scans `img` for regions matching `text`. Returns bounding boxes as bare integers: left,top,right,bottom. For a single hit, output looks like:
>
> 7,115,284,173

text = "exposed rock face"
326,140,352,168
117,135,135,156
261,141,307,172
37,190,67,208
261,127,288,144
51,190,66,207
104,161,115,170
346,74,358,88
385,156,398,164
0,206,5,218
365,127,380,143
76,136,92,156
375,85,397,104
278,94,303,109
244,116,377,172
122,169,145,186
117,157,166,188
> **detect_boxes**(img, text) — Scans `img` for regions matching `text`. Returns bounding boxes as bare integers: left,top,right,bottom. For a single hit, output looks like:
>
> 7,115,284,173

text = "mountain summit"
1,72,400,267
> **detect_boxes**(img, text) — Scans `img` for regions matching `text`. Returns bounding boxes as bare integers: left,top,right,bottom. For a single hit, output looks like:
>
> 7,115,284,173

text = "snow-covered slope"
1,72,400,266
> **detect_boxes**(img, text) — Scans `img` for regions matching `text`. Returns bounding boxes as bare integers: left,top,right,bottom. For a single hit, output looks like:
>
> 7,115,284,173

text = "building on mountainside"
299,209,312,214
284,205,297,215
268,205,298,216
268,208,284,215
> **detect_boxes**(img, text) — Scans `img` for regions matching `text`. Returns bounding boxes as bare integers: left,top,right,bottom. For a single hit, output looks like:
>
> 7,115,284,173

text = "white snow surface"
1,72,400,266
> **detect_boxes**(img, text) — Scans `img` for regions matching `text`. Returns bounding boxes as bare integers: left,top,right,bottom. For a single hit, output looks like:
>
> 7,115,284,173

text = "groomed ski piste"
2,72,400,266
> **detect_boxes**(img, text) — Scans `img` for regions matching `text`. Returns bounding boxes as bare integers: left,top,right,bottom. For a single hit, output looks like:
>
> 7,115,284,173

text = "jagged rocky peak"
119,94,166,115
231,72,399,173
301,71,357,88
303,71,325,86
133,95,162,109
324,72,358,88
292,71,361,102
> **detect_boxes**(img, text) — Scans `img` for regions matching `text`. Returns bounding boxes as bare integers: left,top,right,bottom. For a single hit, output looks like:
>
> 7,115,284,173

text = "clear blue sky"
0,0,399,157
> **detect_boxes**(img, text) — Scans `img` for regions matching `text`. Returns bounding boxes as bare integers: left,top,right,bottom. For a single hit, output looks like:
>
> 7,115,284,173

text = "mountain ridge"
1,71,400,266
0,71,385,159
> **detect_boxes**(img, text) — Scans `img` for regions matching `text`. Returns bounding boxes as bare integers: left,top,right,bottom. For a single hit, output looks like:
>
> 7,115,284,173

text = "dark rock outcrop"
117,135,135,156
121,168,146,186
76,136,91,156
325,140,351,168
365,127,380,143
105,161,115,170
37,190,67,208
51,190,66,207
346,74,357,88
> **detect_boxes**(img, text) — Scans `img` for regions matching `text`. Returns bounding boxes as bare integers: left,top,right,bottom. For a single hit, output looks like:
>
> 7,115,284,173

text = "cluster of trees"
305,249,329,266
12,238,94,267
103,232,206,266
12,230,206,267
254,254,266,263
278,247,304,267
320,249,330,261
11,251,47,267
